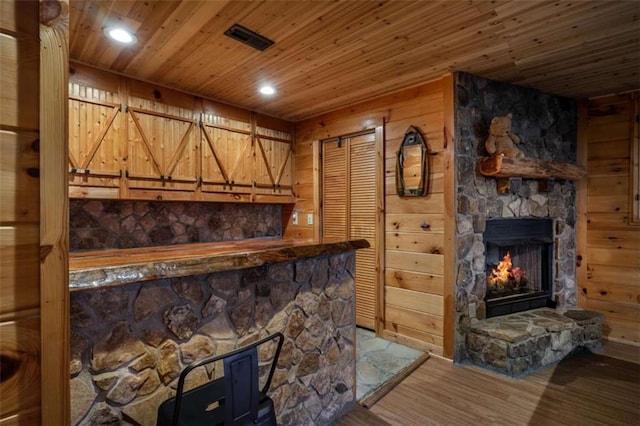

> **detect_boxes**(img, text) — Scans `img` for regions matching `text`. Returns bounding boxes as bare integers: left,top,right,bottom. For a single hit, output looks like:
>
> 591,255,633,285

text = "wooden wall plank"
386,250,444,276
0,226,40,316
382,327,444,355
386,232,444,254
588,264,639,284
0,317,41,416
386,287,443,316
385,269,444,296
0,130,40,223
602,318,640,345
582,282,639,305
587,228,640,250
385,305,443,336
586,299,639,323
386,214,445,233
587,247,639,269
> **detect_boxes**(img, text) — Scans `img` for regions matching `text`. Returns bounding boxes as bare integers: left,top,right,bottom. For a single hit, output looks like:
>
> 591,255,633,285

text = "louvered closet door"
322,140,348,241
322,133,377,329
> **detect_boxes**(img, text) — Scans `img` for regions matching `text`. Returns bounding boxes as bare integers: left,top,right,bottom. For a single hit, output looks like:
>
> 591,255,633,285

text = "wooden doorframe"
40,0,70,423
317,126,385,335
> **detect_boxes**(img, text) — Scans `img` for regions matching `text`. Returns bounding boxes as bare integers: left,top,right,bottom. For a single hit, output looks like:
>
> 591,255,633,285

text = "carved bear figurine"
485,113,523,159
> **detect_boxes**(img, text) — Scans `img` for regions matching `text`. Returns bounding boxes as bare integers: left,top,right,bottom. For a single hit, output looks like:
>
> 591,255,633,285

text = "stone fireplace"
453,72,578,363
484,218,554,318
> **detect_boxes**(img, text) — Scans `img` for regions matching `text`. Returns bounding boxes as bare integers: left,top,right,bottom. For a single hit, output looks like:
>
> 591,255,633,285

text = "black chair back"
157,332,284,426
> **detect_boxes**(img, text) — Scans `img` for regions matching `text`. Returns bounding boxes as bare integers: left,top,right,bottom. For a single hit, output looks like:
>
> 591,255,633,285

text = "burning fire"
487,252,526,287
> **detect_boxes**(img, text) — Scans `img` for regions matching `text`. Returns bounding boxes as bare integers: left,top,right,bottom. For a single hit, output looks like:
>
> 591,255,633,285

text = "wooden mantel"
69,238,370,291
478,155,586,181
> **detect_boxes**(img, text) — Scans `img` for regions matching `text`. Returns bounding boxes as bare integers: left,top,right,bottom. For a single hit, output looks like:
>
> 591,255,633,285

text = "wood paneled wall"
0,1,42,424
290,79,447,354
577,92,640,346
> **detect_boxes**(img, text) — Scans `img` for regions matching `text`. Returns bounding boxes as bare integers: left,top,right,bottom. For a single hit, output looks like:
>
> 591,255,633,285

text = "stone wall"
70,200,282,251
70,252,356,425
453,72,578,362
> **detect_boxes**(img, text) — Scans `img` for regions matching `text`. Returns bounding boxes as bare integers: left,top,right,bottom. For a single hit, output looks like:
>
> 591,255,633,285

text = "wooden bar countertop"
69,238,370,292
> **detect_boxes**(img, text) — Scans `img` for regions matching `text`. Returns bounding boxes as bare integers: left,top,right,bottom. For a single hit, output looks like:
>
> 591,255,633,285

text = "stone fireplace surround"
453,72,579,364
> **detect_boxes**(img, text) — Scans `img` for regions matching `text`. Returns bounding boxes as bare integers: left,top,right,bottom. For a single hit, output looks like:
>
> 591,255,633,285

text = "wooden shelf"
478,155,585,181
69,238,370,291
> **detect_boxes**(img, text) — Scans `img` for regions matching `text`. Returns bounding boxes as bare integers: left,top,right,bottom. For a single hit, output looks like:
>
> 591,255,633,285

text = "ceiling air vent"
224,24,274,51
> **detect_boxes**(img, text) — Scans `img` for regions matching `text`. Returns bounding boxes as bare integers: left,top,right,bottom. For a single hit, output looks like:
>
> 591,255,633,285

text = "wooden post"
575,100,589,309
40,0,70,424
375,125,385,335
442,74,455,360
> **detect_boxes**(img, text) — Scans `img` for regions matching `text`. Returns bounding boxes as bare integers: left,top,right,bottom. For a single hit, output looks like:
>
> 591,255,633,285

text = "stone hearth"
466,308,604,376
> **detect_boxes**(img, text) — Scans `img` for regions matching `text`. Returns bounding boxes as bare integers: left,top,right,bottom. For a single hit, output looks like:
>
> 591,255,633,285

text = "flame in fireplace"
487,252,526,287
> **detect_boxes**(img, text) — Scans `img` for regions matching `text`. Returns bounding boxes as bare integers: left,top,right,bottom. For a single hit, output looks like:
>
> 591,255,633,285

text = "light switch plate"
292,211,298,225
307,213,313,225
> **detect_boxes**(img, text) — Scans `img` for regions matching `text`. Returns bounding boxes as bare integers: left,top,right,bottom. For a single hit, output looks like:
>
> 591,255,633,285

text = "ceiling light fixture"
105,27,136,45
259,85,276,96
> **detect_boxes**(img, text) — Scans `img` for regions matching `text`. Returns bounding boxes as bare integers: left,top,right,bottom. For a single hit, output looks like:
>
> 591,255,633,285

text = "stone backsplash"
70,252,356,425
453,72,578,362
70,200,282,251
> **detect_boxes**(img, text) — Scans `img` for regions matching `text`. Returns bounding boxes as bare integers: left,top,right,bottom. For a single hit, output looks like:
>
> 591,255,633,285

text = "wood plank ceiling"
70,0,640,121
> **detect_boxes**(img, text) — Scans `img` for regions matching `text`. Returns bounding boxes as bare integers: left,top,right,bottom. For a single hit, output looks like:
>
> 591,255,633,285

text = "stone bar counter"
69,238,369,425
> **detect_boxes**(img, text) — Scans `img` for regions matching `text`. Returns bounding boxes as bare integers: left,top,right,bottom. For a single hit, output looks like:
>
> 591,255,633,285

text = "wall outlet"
307,213,313,225
292,211,298,225
469,302,477,319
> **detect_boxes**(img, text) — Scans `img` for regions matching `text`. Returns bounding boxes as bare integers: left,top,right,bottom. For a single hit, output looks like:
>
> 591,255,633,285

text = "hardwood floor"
338,343,640,426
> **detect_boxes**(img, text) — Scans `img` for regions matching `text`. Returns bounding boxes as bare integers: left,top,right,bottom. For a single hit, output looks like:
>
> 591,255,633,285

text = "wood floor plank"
357,348,640,426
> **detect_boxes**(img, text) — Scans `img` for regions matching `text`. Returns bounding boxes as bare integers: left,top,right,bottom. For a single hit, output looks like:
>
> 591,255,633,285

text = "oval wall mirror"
396,126,429,196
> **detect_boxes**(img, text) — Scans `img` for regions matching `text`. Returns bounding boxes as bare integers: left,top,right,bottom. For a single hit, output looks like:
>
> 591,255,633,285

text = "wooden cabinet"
126,81,200,199
253,117,295,202
201,101,254,201
68,63,294,203
68,67,123,199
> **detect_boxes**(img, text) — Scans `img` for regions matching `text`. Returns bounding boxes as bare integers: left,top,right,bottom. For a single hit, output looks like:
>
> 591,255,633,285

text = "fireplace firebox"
484,218,555,317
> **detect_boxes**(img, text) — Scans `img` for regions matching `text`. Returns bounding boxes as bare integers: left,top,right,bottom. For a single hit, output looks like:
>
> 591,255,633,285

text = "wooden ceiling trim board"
497,1,627,36
516,53,640,86
514,27,640,69
505,24,639,64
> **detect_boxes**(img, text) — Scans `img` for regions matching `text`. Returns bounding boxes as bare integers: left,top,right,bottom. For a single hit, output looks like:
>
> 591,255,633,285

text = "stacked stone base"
466,308,604,376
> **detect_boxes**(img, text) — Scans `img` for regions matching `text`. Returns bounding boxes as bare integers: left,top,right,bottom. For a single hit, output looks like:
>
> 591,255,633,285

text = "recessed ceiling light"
259,85,276,96
105,27,136,45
